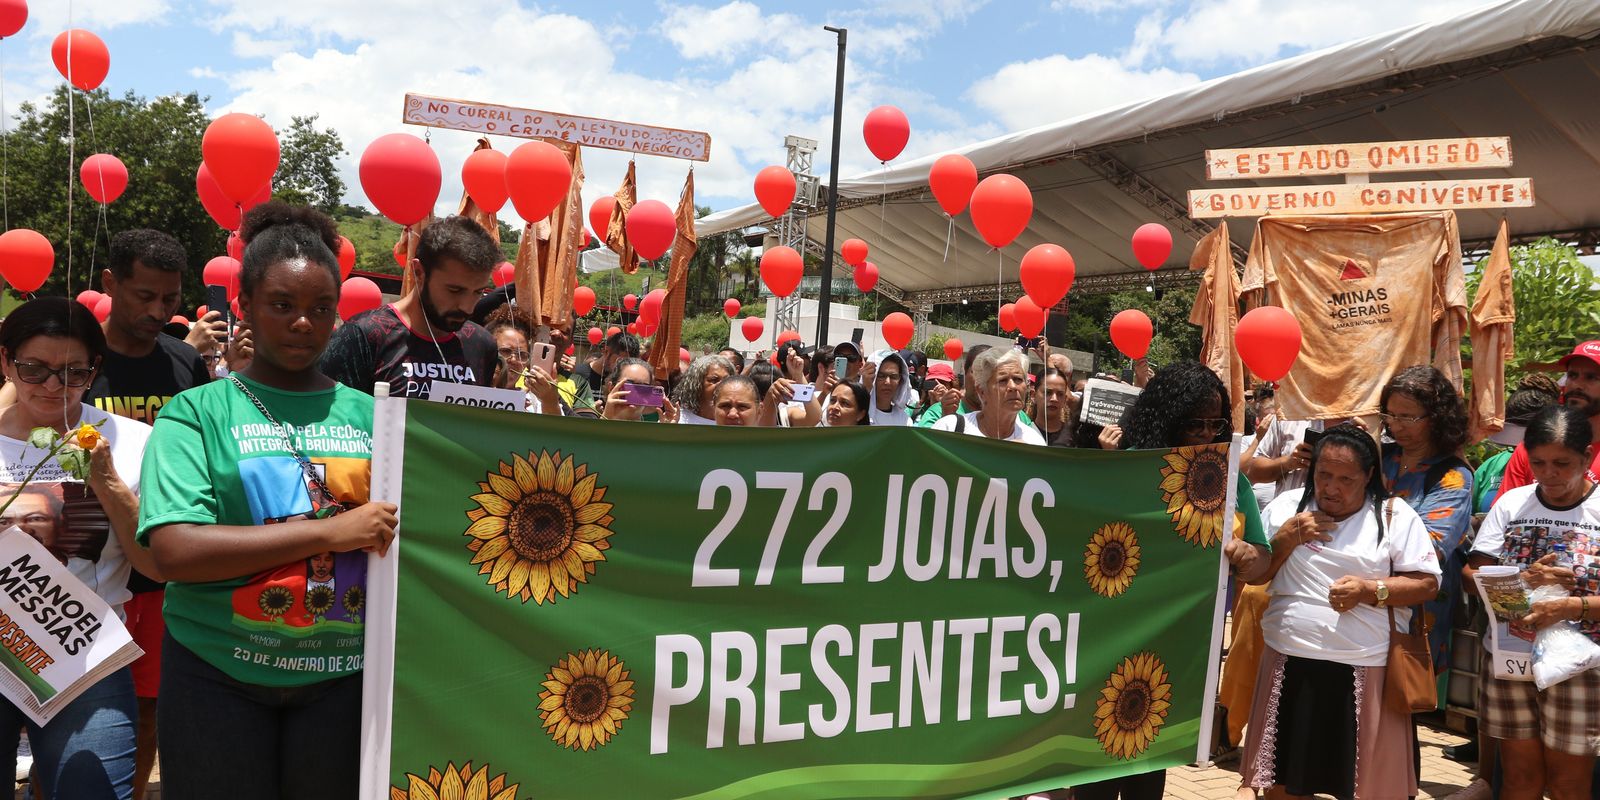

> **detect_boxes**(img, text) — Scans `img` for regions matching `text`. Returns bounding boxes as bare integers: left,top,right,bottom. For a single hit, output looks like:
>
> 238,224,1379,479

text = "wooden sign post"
1188,136,1532,218
402,92,711,162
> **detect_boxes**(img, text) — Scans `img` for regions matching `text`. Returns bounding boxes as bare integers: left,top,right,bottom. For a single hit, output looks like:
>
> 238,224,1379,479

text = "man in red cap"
1492,341,1600,503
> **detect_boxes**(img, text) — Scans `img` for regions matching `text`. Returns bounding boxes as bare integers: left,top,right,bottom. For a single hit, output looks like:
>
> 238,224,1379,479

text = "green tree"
274,115,346,211
684,206,748,315
1466,237,1600,380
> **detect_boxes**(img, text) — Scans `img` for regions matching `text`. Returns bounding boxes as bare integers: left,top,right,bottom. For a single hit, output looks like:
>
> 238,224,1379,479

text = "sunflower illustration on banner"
389,761,521,800
1084,522,1141,598
537,648,635,751
463,451,615,604
1094,652,1174,760
1158,444,1230,547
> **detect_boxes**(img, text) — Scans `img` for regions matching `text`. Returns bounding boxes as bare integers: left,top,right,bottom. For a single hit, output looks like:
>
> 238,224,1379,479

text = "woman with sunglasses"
137,202,397,799
0,296,158,797
1379,365,1473,676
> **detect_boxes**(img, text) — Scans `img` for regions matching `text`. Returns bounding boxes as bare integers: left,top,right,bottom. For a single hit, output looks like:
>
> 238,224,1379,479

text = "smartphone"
205,284,230,324
1015,335,1041,351
622,382,665,407
529,342,557,376
1303,429,1324,446
790,383,816,403
851,327,864,345
832,356,847,378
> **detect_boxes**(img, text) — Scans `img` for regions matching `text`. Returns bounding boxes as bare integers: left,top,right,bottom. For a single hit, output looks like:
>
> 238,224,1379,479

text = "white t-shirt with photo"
931,411,1046,446
1471,483,1600,646
1260,488,1441,667
0,405,150,616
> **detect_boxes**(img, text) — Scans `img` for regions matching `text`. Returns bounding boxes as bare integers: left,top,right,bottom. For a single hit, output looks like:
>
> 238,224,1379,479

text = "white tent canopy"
696,0,1600,303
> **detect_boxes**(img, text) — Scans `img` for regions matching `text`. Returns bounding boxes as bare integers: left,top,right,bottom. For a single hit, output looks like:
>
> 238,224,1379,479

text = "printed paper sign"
1080,379,1142,428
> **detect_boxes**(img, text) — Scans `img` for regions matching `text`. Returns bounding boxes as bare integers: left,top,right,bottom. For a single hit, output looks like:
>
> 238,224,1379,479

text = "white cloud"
22,0,171,34
1050,0,1166,14
658,2,808,63
966,54,1200,131
1149,0,1498,65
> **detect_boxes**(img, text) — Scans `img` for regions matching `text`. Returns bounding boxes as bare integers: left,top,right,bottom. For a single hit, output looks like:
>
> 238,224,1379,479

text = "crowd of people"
0,202,1592,800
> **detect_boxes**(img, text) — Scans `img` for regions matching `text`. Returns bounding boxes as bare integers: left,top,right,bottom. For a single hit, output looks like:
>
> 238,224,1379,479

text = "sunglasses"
12,359,95,387
1181,417,1230,437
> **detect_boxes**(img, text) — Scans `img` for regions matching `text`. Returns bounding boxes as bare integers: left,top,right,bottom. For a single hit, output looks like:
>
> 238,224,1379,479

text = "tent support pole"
817,25,847,347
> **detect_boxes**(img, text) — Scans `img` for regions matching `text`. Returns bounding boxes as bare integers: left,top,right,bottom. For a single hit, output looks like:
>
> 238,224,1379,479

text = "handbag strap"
1381,497,1427,637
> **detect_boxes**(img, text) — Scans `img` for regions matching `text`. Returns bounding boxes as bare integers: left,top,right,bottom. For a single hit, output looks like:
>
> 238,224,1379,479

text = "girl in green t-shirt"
139,203,397,799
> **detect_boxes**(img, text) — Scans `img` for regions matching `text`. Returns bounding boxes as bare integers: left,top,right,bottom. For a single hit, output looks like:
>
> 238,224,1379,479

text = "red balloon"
573,286,597,317
606,326,621,338
1132,223,1172,270
79,154,127,205
863,106,910,162
881,312,914,351
854,262,878,293
170,315,189,326
587,327,603,345
492,262,515,288
1110,309,1153,360
505,141,572,223
203,113,280,205
1014,297,1048,338
754,166,796,218
338,277,383,321
943,337,964,361
777,330,801,346
969,174,1032,249
227,231,242,261
0,229,53,292
639,289,666,324
51,29,108,91
928,154,978,216
461,148,509,214
231,298,242,319
740,317,764,343
336,236,356,280
622,294,638,311
589,196,616,243
196,305,209,319
75,290,102,309
998,303,1017,333
679,347,691,362
359,133,440,227
1019,243,1075,308
0,0,27,38
196,164,268,230
1236,306,1303,381
625,199,676,260
760,246,803,298
92,295,112,322
723,297,741,319
841,238,868,267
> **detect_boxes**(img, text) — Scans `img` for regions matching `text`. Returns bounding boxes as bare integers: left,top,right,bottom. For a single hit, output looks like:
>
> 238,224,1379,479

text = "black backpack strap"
953,414,965,434
1419,455,1469,501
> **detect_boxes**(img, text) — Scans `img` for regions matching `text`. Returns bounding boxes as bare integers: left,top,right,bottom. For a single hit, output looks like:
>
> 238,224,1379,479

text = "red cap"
1559,341,1600,368
926,363,956,384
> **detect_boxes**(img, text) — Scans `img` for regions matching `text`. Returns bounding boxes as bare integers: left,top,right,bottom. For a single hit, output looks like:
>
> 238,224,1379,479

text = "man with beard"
321,216,499,398
1493,341,1600,503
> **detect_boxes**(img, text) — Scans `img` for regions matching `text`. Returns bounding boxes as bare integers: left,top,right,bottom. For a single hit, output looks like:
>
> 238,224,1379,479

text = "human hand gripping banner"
359,399,1236,800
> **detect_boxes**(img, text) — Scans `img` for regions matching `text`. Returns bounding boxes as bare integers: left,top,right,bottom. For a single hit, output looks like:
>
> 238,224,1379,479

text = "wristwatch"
1375,580,1390,608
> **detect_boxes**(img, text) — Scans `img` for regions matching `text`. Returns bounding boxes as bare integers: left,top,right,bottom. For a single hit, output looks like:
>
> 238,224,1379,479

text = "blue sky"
10,0,1496,215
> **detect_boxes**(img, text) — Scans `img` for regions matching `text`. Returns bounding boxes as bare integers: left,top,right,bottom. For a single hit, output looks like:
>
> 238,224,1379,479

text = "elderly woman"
1237,423,1440,800
1468,406,1600,800
930,348,1045,444
710,375,764,427
673,354,735,425
1379,365,1473,673
0,296,158,796
859,350,913,426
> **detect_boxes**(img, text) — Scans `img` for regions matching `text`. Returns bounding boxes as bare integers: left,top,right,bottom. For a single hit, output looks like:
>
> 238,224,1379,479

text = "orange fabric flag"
1189,225,1246,431
1468,219,1516,441
607,161,639,275
395,221,427,299
1241,212,1468,421
649,171,697,380
534,144,584,329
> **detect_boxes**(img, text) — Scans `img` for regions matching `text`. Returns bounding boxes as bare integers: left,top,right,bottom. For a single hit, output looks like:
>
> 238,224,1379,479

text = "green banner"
362,399,1231,800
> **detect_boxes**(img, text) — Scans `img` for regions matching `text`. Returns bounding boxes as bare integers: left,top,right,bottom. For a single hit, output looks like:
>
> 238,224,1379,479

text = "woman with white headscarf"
860,350,913,426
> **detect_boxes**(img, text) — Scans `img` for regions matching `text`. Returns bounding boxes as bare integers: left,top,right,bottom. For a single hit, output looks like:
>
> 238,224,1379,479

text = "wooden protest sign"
1205,137,1511,180
402,93,711,161
1188,177,1534,219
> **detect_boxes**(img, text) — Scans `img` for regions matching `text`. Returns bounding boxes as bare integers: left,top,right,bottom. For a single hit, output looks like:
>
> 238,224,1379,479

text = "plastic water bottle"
1547,543,1574,599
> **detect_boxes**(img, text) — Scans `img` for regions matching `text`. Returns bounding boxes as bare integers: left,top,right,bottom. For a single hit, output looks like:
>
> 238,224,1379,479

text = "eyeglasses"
837,354,861,363
1379,412,1429,425
11,359,95,387
497,347,526,360
1180,417,1230,436
876,372,902,383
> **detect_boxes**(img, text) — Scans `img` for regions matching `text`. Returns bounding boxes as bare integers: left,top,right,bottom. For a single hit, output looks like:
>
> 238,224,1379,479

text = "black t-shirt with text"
319,304,498,398
82,331,209,593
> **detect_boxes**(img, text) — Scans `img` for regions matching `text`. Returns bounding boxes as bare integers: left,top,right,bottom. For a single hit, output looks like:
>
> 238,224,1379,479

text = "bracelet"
1581,595,1589,621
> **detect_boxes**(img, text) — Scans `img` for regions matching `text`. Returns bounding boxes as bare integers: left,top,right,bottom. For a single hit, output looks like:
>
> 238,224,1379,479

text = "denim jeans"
157,632,360,800
0,667,137,799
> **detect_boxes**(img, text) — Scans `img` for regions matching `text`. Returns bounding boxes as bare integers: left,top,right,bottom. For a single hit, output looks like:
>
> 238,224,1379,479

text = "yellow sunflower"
463,451,614,604
1084,522,1141,598
1093,651,1173,760
389,761,520,800
538,648,635,751
304,585,335,618
1158,445,1230,547
257,586,294,618
342,585,365,618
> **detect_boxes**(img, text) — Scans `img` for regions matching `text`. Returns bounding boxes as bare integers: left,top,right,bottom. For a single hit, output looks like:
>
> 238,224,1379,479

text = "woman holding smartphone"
599,359,678,423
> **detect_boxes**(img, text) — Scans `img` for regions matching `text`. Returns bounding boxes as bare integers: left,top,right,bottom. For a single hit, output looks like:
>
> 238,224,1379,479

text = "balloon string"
878,162,887,241
63,0,74,432
942,214,952,262
996,249,1003,329
1,39,9,231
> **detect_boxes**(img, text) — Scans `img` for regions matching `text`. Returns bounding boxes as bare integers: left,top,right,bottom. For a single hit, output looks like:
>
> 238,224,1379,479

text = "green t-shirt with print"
137,374,375,687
